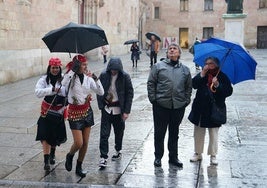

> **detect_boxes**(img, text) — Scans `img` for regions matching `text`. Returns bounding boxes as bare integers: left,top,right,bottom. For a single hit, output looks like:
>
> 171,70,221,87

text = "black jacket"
188,71,233,127
97,57,134,114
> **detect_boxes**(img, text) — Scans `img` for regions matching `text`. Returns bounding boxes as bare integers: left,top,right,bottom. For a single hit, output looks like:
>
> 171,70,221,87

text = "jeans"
99,110,125,159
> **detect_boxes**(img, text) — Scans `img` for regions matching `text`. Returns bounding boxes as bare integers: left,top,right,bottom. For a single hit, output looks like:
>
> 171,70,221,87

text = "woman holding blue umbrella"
188,56,233,165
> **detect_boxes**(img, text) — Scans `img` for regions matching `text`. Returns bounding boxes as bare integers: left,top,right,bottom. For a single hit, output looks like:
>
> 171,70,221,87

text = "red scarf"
207,68,219,87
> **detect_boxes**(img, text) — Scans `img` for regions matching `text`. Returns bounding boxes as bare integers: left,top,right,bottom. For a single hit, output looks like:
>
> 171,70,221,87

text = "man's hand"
122,113,129,121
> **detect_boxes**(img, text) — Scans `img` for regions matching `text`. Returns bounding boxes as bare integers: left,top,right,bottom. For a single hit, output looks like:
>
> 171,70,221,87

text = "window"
154,7,160,19
204,0,213,11
259,0,267,8
180,0,188,11
203,27,213,39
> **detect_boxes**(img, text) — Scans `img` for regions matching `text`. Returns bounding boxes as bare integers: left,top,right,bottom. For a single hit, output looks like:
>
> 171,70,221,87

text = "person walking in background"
101,45,109,64
188,56,233,165
189,37,202,70
97,57,134,168
61,54,104,178
148,35,160,67
130,42,140,67
147,43,192,168
35,57,67,171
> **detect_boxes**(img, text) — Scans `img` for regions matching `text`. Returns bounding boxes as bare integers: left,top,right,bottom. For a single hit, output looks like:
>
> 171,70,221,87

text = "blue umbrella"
193,37,257,85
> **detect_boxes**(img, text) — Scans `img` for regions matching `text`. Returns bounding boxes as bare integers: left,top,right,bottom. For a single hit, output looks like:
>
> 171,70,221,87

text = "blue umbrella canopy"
193,37,257,85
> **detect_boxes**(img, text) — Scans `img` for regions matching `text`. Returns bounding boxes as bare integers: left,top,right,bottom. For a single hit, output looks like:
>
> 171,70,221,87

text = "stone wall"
0,0,78,85
0,0,140,85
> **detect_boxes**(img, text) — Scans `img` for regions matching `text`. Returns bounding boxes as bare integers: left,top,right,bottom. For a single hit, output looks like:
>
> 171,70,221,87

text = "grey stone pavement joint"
0,49,267,187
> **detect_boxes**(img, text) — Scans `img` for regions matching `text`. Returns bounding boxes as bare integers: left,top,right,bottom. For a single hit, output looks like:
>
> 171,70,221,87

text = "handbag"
43,84,67,125
45,110,63,125
208,89,227,124
210,101,226,124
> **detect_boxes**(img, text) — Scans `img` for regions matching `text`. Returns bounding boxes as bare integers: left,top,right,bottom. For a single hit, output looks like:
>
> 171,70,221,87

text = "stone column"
223,0,247,45
222,13,247,45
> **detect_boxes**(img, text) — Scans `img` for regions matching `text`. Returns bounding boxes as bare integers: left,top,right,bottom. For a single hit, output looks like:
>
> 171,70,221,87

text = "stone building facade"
142,0,267,49
0,0,139,85
1,0,266,85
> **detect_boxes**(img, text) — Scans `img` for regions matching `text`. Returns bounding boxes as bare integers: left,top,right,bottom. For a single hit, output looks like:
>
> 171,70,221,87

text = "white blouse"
61,70,104,105
35,75,66,98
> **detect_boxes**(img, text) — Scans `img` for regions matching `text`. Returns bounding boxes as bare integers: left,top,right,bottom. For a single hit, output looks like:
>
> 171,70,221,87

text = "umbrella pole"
210,49,230,92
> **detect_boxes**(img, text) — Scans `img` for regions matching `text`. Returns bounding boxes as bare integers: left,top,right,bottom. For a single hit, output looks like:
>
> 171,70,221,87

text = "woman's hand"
200,65,209,77
212,77,219,88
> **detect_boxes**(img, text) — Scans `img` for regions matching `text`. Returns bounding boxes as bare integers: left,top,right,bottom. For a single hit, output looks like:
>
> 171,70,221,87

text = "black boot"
44,154,50,171
76,160,86,178
65,153,74,171
50,147,56,165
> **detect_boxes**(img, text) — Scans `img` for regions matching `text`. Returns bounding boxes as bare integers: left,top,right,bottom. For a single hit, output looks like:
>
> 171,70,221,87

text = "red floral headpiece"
73,54,87,63
65,54,87,73
49,57,62,66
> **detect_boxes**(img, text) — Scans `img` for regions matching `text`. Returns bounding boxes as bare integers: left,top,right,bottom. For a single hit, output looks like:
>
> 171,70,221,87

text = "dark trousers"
103,55,107,63
150,51,157,66
99,110,125,159
152,104,185,160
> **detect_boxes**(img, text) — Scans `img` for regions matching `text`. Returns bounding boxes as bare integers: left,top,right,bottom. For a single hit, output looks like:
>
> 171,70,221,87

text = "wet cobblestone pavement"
0,49,266,187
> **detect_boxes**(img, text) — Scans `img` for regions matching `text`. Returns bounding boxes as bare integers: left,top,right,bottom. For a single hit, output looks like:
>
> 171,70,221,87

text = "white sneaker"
210,156,218,165
99,158,108,167
190,153,202,162
111,151,122,161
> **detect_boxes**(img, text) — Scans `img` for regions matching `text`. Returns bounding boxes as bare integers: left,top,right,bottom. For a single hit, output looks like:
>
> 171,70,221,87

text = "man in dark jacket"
147,43,192,168
97,57,134,168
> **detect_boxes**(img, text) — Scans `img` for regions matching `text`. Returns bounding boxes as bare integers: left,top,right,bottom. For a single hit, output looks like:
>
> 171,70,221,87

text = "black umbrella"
42,22,108,54
145,32,161,42
124,39,139,45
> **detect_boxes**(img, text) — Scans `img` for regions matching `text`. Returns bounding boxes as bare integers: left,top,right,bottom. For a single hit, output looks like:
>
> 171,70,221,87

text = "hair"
45,65,62,84
205,56,220,67
167,43,182,54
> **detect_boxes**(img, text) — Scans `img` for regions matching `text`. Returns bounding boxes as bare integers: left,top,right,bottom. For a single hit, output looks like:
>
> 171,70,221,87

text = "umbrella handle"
210,83,216,93
210,69,220,93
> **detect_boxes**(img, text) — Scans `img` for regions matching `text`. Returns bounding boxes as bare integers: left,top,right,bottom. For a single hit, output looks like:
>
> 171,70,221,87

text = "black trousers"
152,104,185,160
150,51,157,66
99,110,125,159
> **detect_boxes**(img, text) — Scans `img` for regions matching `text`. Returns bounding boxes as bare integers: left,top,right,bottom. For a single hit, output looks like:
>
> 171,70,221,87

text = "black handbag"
210,101,226,124
209,90,227,124
43,84,67,125
45,110,63,125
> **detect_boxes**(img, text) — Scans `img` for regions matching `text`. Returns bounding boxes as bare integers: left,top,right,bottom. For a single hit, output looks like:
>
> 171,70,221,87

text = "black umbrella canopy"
42,22,109,54
145,32,161,42
124,39,139,45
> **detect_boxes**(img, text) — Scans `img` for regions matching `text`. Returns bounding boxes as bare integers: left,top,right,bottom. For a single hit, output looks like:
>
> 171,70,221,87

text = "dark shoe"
154,158,162,167
111,151,122,161
44,163,50,171
49,154,55,165
169,159,183,168
76,168,86,178
44,154,50,171
50,147,56,165
75,160,86,178
65,153,74,171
